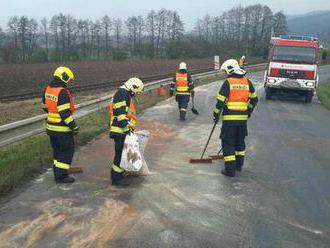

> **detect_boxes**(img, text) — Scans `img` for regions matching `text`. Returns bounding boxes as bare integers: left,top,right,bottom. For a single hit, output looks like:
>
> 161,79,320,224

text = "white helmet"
179,62,187,70
124,77,144,94
220,59,246,76
241,55,246,60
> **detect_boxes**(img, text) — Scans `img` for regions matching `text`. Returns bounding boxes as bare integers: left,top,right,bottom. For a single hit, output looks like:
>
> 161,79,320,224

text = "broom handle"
200,122,217,159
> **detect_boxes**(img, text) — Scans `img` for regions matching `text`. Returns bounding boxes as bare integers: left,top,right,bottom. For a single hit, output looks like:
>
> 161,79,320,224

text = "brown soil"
0,58,213,95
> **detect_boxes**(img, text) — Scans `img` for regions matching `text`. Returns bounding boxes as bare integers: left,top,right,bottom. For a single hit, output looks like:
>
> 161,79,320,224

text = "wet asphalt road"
0,67,330,247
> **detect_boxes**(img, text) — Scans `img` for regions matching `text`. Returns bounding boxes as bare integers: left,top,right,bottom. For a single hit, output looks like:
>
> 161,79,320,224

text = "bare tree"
126,16,139,55
113,18,123,50
26,18,38,60
93,20,102,58
7,16,19,50
0,4,284,63
50,15,60,56
146,10,157,57
101,15,111,56
40,18,49,61
273,11,288,36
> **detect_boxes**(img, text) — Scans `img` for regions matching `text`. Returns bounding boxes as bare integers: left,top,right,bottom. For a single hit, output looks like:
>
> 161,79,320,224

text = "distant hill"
287,11,330,42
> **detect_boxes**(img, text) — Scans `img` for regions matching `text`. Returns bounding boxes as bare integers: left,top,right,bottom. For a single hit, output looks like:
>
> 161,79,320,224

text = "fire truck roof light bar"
272,35,319,42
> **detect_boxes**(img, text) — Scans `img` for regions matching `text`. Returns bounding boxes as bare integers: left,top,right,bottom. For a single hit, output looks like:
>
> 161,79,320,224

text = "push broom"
209,148,224,160
189,122,217,163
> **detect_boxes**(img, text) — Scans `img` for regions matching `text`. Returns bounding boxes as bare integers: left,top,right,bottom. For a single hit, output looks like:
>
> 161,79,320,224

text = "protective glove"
213,111,220,124
72,126,79,135
191,90,195,98
248,108,253,119
127,120,135,134
127,125,135,135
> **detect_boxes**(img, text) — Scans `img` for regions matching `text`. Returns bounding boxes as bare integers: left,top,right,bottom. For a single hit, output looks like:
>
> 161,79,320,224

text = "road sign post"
214,55,220,70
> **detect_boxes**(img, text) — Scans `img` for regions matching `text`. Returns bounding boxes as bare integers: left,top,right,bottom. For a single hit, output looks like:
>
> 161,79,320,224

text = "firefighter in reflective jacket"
170,62,194,121
42,67,78,183
109,77,144,186
213,59,258,177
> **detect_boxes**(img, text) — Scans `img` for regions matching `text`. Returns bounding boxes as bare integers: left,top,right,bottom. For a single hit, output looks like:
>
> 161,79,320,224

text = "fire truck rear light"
306,82,314,87
268,78,276,83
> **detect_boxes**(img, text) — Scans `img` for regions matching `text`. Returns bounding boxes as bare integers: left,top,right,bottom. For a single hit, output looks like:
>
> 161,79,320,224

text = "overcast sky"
1,0,330,29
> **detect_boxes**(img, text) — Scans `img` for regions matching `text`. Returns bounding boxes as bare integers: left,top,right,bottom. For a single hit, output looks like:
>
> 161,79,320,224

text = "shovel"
189,122,217,164
191,95,199,115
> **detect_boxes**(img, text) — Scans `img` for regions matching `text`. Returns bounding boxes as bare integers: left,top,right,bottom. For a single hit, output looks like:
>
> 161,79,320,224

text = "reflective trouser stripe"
54,161,70,170
224,155,236,162
222,115,248,121
180,108,187,111
176,92,190,95
110,126,129,134
112,164,124,173
47,124,71,132
235,151,246,156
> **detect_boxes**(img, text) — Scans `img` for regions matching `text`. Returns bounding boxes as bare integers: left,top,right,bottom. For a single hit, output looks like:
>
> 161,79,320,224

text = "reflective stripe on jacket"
45,86,75,133
214,75,258,125
227,77,250,111
175,72,190,95
109,88,137,136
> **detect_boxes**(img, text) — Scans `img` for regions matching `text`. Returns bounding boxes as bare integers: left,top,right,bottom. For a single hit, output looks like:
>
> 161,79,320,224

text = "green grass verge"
0,109,109,195
317,80,330,110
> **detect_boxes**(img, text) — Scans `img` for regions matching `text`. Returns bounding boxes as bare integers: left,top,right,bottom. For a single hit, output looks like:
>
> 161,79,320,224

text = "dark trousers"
111,135,126,181
176,94,190,120
220,125,247,176
49,135,74,179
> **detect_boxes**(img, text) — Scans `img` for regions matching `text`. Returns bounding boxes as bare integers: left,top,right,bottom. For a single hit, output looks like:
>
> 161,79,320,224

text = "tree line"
0,4,288,64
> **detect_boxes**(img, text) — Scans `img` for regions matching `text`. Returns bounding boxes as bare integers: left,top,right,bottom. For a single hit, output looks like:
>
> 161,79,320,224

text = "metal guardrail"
0,63,268,147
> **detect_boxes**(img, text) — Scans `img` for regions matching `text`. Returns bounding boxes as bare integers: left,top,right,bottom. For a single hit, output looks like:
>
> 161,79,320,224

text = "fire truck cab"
264,35,321,103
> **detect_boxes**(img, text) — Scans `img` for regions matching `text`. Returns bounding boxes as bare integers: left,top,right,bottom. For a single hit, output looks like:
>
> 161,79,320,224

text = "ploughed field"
0,58,213,96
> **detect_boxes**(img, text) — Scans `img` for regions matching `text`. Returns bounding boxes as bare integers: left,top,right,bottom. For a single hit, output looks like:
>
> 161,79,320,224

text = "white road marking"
280,218,323,235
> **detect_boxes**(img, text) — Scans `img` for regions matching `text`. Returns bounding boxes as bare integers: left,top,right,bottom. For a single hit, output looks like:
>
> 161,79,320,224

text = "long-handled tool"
69,166,84,174
191,95,199,115
189,122,217,163
209,148,224,160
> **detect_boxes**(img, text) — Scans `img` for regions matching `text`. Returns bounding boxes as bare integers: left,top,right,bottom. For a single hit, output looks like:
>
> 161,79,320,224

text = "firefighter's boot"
111,170,130,186
54,166,75,183
236,155,244,171
221,166,235,177
57,176,75,183
179,110,186,121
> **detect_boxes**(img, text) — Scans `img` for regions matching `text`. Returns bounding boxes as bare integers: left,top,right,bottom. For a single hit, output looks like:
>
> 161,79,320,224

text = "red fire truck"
264,35,321,103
